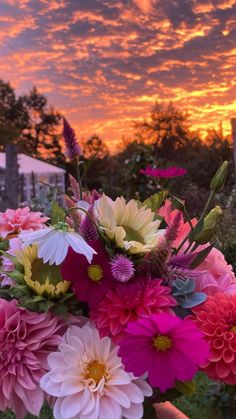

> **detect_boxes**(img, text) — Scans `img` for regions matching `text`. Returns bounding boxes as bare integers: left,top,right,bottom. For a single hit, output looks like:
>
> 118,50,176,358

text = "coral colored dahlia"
118,312,209,392
40,324,152,419
0,298,66,419
91,279,176,343
0,207,48,239
192,293,236,385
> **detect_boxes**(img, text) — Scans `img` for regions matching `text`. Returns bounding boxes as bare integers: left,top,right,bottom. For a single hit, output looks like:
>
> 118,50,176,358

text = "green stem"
64,206,100,235
175,190,215,254
74,157,83,200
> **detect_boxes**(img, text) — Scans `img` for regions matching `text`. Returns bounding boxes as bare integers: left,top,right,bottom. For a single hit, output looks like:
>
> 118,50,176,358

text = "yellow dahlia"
16,245,70,297
96,195,163,254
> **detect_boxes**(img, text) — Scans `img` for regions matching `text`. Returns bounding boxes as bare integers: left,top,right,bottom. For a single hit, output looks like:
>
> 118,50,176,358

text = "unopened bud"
195,206,222,244
210,161,228,192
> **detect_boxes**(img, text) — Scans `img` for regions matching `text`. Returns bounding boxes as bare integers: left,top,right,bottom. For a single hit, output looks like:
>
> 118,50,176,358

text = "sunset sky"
0,0,236,152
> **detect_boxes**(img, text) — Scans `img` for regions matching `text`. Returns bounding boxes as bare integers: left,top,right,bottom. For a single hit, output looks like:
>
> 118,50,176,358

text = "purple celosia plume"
69,174,81,201
62,117,81,160
80,206,98,241
111,254,134,282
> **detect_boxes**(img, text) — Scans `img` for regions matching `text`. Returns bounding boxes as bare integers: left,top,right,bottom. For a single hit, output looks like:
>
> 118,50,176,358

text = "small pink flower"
118,312,209,392
111,254,134,282
0,207,48,239
0,298,67,418
91,279,176,343
140,166,187,178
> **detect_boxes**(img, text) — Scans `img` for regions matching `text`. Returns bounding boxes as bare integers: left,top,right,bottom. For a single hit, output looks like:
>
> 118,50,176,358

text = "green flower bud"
194,206,222,244
210,161,228,192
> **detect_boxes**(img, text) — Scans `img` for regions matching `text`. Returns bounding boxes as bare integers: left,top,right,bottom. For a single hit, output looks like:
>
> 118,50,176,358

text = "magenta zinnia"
118,312,209,392
91,279,176,343
140,166,187,178
0,298,66,418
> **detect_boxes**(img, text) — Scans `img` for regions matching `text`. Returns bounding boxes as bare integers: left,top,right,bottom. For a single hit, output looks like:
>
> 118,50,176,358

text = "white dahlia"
40,324,152,419
96,194,163,254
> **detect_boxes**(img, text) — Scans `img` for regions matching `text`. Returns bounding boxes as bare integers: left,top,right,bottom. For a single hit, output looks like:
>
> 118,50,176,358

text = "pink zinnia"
91,279,176,344
0,207,48,239
60,239,115,308
140,166,187,178
192,293,236,385
118,312,209,392
0,298,67,418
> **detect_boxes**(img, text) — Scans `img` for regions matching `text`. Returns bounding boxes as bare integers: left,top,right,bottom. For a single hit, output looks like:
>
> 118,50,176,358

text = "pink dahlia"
92,279,176,344
0,207,48,239
0,298,67,418
140,166,187,178
61,239,115,308
118,312,209,392
192,293,236,385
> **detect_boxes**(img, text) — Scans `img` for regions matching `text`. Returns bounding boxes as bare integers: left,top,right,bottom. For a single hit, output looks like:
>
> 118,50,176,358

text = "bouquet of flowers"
0,119,235,419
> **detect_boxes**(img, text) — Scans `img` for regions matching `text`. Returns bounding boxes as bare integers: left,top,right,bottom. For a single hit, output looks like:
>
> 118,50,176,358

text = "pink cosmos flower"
0,207,48,239
140,166,187,178
118,312,209,392
40,323,152,419
92,279,176,344
192,293,236,385
0,298,67,419
60,239,115,308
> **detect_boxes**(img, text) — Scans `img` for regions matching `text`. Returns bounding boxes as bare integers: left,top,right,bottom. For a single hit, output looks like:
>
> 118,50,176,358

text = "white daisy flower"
40,323,152,419
19,226,96,265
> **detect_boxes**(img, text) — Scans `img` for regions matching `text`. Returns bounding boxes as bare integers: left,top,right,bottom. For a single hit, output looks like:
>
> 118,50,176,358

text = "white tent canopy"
0,153,65,175
0,153,65,204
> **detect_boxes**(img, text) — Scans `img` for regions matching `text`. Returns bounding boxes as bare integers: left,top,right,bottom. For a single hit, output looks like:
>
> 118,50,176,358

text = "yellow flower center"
153,335,172,351
87,265,103,282
84,360,108,384
231,325,236,332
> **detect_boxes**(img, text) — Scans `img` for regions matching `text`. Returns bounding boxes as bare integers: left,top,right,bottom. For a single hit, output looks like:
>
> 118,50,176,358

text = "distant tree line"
0,80,234,215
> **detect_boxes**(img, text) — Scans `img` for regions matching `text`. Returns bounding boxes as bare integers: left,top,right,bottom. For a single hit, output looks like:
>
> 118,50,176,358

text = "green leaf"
50,201,65,225
188,219,204,243
142,398,156,418
0,240,9,251
190,244,214,269
143,191,168,213
175,380,196,395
